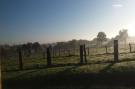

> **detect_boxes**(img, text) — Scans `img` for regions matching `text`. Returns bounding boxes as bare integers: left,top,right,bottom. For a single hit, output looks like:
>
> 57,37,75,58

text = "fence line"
2,40,135,71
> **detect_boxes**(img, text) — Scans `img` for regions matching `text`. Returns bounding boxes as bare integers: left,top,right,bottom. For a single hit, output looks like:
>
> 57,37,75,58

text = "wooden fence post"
1,47,4,60
129,43,132,53
80,45,83,64
105,46,108,54
83,45,87,64
114,40,119,62
47,46,52,66
18,47,23,70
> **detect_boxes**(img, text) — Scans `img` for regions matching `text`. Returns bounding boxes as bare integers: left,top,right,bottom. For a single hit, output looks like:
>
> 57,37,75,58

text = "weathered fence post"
105,46,108,54
18,47,23,70
129,43,132,53
80,45,83,64
114,40,119,62
83,45,87,64
1,47,4,60
47,46,52,66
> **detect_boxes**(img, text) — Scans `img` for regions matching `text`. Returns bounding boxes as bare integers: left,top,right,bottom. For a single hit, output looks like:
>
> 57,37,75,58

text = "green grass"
2,50,135,89
3,61,135,89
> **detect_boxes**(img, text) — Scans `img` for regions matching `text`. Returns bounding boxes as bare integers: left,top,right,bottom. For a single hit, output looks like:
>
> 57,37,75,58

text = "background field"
2,45,135,89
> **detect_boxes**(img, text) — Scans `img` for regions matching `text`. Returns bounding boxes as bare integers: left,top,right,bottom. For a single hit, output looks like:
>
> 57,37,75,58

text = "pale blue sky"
1,0,135,44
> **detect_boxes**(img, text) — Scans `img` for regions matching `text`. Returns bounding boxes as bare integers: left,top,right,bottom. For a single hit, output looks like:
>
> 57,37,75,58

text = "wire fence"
1,40,135,71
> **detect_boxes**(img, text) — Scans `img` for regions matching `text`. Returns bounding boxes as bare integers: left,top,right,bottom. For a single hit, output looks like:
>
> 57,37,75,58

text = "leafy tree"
22,44,27,51
97,32,107,47
23,42,32,56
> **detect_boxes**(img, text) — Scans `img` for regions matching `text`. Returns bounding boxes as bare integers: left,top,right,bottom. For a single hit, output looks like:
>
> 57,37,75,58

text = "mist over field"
1,0,135,89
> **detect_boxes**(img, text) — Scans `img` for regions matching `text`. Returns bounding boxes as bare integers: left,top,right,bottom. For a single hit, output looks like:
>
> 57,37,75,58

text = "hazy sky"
1,0,135,44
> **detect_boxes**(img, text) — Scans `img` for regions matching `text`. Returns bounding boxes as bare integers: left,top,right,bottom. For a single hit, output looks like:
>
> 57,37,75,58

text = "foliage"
97,32,107,47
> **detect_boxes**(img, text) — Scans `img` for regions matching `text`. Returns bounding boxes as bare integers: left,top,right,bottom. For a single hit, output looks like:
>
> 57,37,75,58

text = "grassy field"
2,47,135,89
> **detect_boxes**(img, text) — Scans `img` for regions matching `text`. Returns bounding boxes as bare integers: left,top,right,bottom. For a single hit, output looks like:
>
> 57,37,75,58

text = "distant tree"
32,42,41,53
68,39,78,55
119,29,128,46
68,39,77,48
22,44,27,50
0,47,7,59
25,42,32,56
56,42,65,50
97,32,107,47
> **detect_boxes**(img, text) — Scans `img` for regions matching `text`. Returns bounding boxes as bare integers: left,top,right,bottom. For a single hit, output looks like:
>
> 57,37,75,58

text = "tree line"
0,29,129,56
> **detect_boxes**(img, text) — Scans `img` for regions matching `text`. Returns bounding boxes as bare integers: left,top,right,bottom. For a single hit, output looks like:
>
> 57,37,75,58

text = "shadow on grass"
3,59,135,89
3,68,135,89
100,63,115,73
